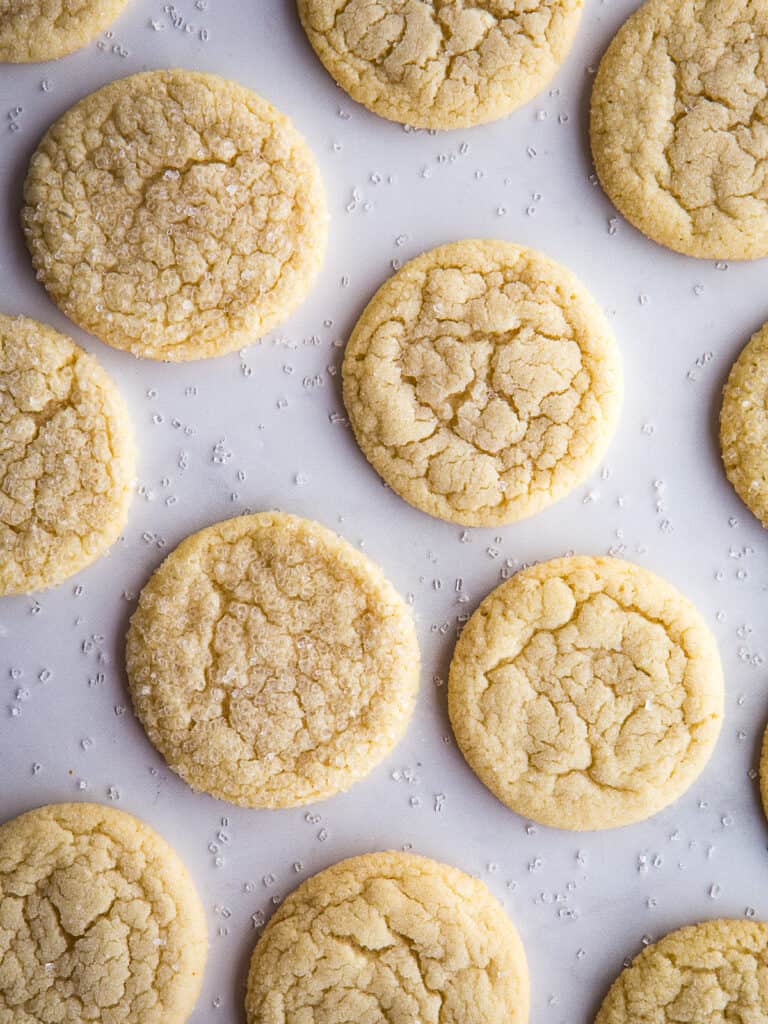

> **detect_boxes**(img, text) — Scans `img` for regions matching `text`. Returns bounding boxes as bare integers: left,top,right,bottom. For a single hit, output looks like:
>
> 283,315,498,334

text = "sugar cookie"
126,512,419,808
448,555,723,830
0,0,131,63
759,717,768,822
342,240,622,526
596,919,768,1023
720,322,768,528
0,314,134,595
0,802,207,1023
591,0,768,259
297,0,583,130
245,850,529,1024
23,70,328,361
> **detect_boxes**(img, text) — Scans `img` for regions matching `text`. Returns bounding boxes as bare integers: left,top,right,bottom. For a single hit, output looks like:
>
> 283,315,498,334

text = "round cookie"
595,919,768,1023
23,69,328,361
0,314,135,595
720,322,768,528
759,717,768,822
0,802,207,1024
591,0,768,260
126,512,420,808
245,850,529,1024
342,240,622,527
448,555,723,830
0,0,131,63
297,0,584,130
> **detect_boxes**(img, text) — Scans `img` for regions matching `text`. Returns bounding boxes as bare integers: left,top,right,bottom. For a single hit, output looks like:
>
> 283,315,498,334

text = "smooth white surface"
1,1,767,1021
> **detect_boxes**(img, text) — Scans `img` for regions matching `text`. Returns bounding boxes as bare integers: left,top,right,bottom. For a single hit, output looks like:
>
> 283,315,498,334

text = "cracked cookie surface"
297,0,583,129
596,919,768,1023
760,721,768,825
591,0,768,259
245,850,529,1024
23,69,328,361
342,240,622,527
126,512,420,808
0,314,134,595
448,556,723,830
0,0,130,62
720,322,768,528
0,802,207,1024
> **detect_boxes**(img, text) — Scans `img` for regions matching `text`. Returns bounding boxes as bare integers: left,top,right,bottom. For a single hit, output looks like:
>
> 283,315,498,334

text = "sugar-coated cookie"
595,919,768,1023
0,802,207,1023
297,0,583,129
758,716,768,822
448,556,723,830
343,240,622,526
245,850,529,1023
23,70,328,361
720,321,768,528
0,314,135,595
591,0,768,259
126,512,420,808
0,0,131,63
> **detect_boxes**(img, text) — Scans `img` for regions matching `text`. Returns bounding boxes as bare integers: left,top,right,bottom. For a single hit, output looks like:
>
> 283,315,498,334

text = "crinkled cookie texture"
591,0,768,259
23,69,328,361
0,314,134,596
720,322,768,528
0,0,130,63
298,0,583,129
0,802,207,1024
448,556,723,830
596,919,768,1023
342,240,622,527
126,512,420,808
759,719,768,823
245,851,529,1024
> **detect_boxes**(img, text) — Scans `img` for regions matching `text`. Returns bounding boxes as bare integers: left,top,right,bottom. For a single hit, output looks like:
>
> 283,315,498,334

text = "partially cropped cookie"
0,802,207,1023
448,556,723,830
343,240,622,527
0,0,131,62
297,0,583,129
591,0,768,259
246,851,529,1023
23,70,328,361
759,718,768,822
596,919,768,1023
0,314,135,595
720,322,768,528
126,512,419,807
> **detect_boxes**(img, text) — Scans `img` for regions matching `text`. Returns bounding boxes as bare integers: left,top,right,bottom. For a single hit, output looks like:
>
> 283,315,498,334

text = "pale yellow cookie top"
23,69,328,361
595,919,768,1023
0,802,207,1024
720,322,768,528
759,719,768,822
245,850,529,1024
448,556,724,830
591,0,768,260
0,0,130,62
342,240,622,527
126,512,420,808
0,314,135,596
297,0,583,129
